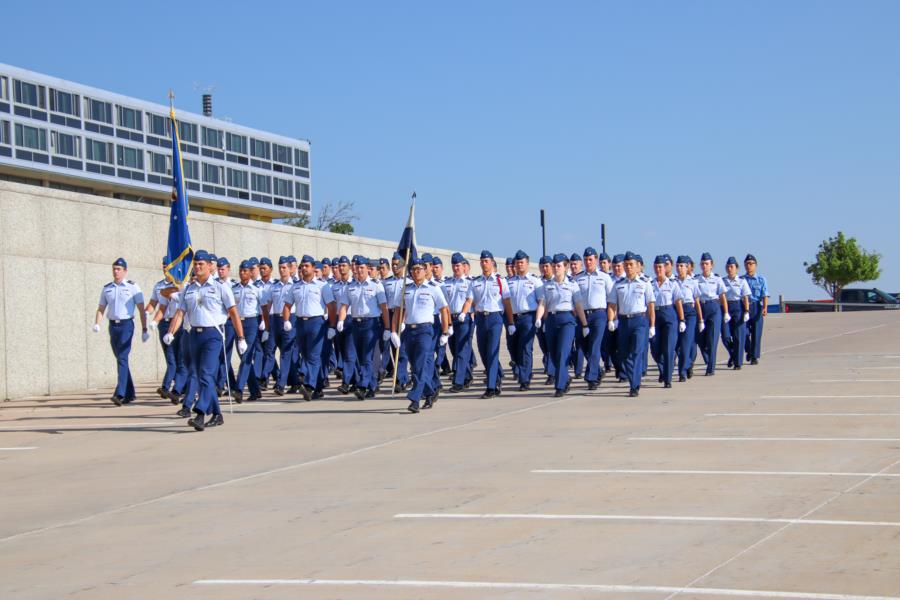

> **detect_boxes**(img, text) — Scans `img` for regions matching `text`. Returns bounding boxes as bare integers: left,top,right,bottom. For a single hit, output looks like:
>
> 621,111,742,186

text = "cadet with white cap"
608,251,656,397
721,256,752,370
93,257,149,405
695,252,730,376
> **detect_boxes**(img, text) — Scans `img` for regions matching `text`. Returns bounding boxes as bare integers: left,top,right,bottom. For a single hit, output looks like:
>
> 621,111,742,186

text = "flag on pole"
164,107,194,286
397,193,417,263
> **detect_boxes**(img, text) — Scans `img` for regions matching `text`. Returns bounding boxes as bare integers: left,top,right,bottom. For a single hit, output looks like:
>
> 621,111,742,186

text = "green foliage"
282,213,310,228
804,231,881,299
328,222,354,235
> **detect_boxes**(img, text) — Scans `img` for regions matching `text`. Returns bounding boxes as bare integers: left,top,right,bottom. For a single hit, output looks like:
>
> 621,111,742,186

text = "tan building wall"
0,180,488,401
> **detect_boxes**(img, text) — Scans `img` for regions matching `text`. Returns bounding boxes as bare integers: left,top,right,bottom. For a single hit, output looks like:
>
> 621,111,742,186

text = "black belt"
548,310,572,315
655,305,675,310
514,310,536,316
619,313,646,319
477,310,501,315
701,300,719,306
406,322,432,329
683,302,695,307
240,316,258,321
298,316,324,321
584,308,606,314
353,316,378,322
111,318,133,324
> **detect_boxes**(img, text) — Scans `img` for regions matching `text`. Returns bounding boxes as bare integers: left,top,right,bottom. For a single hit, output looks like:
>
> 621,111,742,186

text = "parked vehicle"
784,288,899,313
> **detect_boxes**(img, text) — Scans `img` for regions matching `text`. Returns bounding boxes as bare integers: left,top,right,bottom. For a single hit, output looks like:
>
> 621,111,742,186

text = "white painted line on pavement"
811,379,900,383
192,578,900,599
532,469,900,478
631,437,900,442
705,413,900,417
0,422,172,431
394,513,900,528
0,447,37,451
761,395,900,399
858,366,900,370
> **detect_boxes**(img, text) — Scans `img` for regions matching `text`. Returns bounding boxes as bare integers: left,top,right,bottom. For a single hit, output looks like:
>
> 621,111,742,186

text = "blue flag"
164,109,193,286
397,195,417,263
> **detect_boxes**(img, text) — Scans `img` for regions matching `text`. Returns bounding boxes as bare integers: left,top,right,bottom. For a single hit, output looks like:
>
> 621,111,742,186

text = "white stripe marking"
763,324,887,354
192,578,900,599
858,366,900,370
631,437,900,442
761,395,900,399
811,379,900,383
394,513,900,527
532,469,900,478
0,447,37,451
705,413,900,417
0,422,172,431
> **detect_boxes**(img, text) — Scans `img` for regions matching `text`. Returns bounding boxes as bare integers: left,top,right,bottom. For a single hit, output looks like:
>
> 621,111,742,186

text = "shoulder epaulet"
104,281,115,288
127,280,135,285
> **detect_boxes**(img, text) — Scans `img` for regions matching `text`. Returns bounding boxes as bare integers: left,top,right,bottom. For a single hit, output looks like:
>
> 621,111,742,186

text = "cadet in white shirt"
574,247,615,390
608,251,656,397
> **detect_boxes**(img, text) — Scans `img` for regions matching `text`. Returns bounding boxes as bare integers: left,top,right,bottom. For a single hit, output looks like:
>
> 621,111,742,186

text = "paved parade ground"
2,311,900,599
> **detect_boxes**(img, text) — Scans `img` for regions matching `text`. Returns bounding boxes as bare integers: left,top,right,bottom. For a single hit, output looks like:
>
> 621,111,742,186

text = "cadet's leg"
235,318,258,393
275,318,296,390
516,311,536,386
483,312,503,390
617,317,634,388
554,315,576,392
108,320,134,399
405,327,430,407
192,328,222,417
705,304,721,375
630,316,649,391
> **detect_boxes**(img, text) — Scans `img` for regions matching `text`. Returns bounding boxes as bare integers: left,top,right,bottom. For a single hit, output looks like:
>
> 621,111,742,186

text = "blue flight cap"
726,256,738,266
378,257,389,266
338,255,350,265
676,255,692,265
113,257,128,268
321,257,331,266
332,256,340,265
598,251,610,261
314,261,323,270
654,255,666,265
303,254,319,265
451,252,465,265
287,255,297,263
278,255,290,265
421,252,434,263
612,254,625,264
513,250,529,261
635,254,644,264
260,257,273,267
623,251,637,262
194,250,212,263
583,246,598,258
663,253,673,264
432,256,443,266
239,259,253,270
409,257,425,267
539,255,552,265
247,257,259,267
744,253,757,263
208,253,218,263
368,259,379,268
216,257,230,268
552,253,569,264
505,257,514,266
480,250,494,260
392,251,403,261
700,252,713,262
570,253,582,262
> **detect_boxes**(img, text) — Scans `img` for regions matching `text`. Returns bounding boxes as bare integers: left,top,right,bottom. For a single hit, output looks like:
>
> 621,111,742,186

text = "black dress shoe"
337,384,351,395
617,377,627,383
544,376,555,386
259,379,269,391
188,413,205,431
463,379,472,389
687,367,693,379
311,390,324,399
354,386,366,400
176,407,191,418
366,388,375,398
727,358,734,368
750,358,759,365
322,377,330,388
519,383,530,391
553,389,565,398
273,386,285,396
300,385,313,401
678,375,687,382
734,365,742,370
121,397,134,404
248,393,261,401
587,381,598,391
423,396,433,409
480,389,496,399
156,386,167,399
605,366,612,373
628,388,639,397
574,374,583,380
407,402,419,413
110,395,123,406
216,387,225,397
706,371,715,376
206,414,224,427
233,391,244,404
658,375,664,383
288,384,301,394
167,390,181,405
449,384,464,393
664,382,672,388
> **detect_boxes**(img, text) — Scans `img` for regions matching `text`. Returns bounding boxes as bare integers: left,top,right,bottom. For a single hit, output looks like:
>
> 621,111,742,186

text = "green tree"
804,231,881,300
282,200,357,235
328,222,354,235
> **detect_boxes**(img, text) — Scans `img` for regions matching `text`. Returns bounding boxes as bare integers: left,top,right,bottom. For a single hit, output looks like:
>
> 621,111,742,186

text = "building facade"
0,63,311,222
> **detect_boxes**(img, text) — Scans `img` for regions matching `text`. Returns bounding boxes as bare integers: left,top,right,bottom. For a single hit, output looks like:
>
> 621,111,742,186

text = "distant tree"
282,213,310,228
283,200,357,235
328,222,355,235
804,231,881,300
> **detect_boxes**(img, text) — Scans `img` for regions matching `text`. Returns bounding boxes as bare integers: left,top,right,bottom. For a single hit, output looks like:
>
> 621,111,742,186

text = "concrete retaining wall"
0,180,485,401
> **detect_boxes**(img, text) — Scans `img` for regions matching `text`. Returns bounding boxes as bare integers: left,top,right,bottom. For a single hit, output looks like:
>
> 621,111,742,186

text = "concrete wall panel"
4,256,48,398
2,192,44,258
46,259,88,394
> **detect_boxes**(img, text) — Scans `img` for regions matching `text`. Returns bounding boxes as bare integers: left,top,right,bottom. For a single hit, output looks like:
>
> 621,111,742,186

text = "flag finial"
168,89,175,117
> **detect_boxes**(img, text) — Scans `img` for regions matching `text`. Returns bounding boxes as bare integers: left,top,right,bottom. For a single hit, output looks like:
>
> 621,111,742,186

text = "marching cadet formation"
93,248,769,429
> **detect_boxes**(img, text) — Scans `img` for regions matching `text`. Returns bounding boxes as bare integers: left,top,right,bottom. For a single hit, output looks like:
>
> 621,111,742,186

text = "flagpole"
389,192,416,398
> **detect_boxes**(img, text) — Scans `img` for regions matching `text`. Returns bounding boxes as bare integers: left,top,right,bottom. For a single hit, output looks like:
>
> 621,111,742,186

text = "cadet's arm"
227,306,245,339
647,301,656,328
675,298,685,322
167,310,184,335
503,298,514,326
574,301,588,328
94,306,105,327
326,301,337,327
137,302,148,331
380,303,390,330
440,306,450,333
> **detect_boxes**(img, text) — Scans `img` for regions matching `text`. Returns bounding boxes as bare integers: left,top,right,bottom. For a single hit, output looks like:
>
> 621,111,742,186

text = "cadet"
721,256,752,369
597,251,616,373
608,251,656,397
446,252,475,392
149,256,177,399
215,256,238,394
574,247,615,390
695,252,729,376
383,253,410,390
471,250,514,399
389,257,450,413
674,256,703,381
337,256,391,399
651,255,685,388
163,250,247,431
282,255,337,399
609,254,626,380
232,260,269,403
262,257,294,390
92,257,149,405
157,285,194,412
506,250,544,391
536,255,553,379
742,254,768,365
535,254,590,397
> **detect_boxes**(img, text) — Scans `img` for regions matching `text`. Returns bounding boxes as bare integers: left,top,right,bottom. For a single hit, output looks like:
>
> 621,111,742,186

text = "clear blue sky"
4,1,898,298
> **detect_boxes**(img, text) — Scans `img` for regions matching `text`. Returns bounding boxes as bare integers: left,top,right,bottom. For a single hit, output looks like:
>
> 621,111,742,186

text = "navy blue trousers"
582,309,608,384
651,305,678,384
617,314,649,391
190,327,223,416
108,319,135,399
297,317,327,391
512,311,537,385
746,301,764,361
351,318,379,391
406,324,437,404
450,315,474,386
698,301,722,374
262,314,281,383
676,305,698,378
235,317,261,395
157,319,178,391
546,311,576,391
475,312,503,390
722,301,747,368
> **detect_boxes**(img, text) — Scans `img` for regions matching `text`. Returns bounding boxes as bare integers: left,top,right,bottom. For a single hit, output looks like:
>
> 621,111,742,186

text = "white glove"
724,312,732,323
447,325,454,337
163,332,174,345
261,331,269,343
582,326,590,337
535,318,542,329
327,327,336,340
742,312,750,323
678,321,687,333
382,329,392,342
283,320,293,332
439,334,449,346
508,324,517,335
92,323,101,333
184,322,192,332
649,326,656,338
607,320,617,332
698,320,705,333
141,331,150,343
336,320,345,333
258,320,266,331
147,320,157,330
457,313,466,323
390,332,401,348
237,339,248,355
399,323,406,334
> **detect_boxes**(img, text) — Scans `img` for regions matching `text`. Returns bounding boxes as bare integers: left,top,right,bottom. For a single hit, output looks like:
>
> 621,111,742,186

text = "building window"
251,173,270,193
86,139,113,163
250,138,270,159
273,143,291,165
182,158,199,180
202,126,223,148
178,121,197,144
14,124,47,150
295,182,310,201
147,113,170,137
49,89,80,116
0,76,8,101
202,163,223,184
116,144,143,169
117,106,142,131
273,177,292,197
227,168,248,189
294,148,309,168
0,120,11,145
51,131,81,157
84,98,113,123
226,132,246,154
148,151,171,175
14,80,46,108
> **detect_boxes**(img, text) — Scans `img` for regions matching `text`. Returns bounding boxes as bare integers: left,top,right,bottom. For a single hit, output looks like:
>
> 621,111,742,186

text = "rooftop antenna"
193,82,217,117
